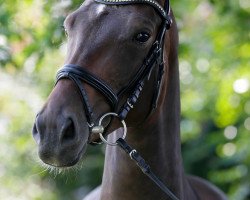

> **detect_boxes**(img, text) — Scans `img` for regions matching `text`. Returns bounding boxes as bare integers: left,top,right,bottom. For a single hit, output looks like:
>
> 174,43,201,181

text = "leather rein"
56,0,179,199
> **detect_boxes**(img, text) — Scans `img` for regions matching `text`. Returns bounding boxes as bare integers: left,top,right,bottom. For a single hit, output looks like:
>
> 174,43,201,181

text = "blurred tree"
0,0,249,200
173,1,250,199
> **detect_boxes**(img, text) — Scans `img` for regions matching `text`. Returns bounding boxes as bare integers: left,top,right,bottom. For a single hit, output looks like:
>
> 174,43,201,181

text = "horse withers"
32,0,228,199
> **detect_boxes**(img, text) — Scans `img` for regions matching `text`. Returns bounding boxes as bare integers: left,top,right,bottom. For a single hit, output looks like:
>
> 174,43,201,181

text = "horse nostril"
32,122,41,144
60,118,76,143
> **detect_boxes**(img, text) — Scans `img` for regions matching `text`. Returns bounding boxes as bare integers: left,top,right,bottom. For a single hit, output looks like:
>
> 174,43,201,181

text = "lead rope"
93,112,180,200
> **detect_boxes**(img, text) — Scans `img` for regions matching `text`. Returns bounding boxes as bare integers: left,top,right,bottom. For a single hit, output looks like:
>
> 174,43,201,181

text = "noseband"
56,0,172,128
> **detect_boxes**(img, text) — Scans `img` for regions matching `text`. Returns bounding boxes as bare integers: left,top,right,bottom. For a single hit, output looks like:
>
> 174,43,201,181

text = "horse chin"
40,157,85,174
38,140,88,169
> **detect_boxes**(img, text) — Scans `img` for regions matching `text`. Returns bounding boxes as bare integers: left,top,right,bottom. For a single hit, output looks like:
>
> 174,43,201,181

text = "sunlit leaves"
174,1,250,199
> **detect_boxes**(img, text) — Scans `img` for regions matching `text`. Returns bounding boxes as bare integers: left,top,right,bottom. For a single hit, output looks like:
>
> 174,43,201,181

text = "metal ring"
98,112,127,146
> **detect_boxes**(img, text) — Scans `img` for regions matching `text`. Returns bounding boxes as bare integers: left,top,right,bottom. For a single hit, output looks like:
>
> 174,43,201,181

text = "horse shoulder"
187,175,228,200
82,186,101,200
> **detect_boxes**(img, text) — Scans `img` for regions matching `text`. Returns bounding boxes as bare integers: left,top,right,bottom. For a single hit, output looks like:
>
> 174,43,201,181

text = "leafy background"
0,0,249,199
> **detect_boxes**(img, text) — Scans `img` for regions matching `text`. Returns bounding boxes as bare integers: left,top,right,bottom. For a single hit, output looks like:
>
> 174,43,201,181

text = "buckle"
165,15,172,29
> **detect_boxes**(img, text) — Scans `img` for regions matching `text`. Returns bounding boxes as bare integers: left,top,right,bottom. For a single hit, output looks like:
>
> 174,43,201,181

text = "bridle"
56,1,179,199
56,0,172,128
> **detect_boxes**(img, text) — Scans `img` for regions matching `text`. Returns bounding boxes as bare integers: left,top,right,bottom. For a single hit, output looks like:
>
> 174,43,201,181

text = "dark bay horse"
32,0,227,199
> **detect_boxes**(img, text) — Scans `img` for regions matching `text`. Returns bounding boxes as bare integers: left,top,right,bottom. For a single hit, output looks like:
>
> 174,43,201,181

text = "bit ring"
98,112,127,146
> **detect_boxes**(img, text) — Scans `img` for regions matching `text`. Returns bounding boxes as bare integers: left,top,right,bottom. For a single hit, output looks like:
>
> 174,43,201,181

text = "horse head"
32,0,172,168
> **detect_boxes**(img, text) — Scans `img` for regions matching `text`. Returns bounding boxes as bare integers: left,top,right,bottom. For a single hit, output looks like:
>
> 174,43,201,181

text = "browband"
95,0,170,20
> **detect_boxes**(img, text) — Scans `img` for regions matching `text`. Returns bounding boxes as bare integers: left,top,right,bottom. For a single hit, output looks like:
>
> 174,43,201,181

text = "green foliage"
173,1,250,199
0,0,249,200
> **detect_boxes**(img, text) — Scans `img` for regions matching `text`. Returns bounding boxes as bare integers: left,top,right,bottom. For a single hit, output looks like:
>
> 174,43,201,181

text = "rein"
95,112,180,200
56,0,180,199
117,138,179,200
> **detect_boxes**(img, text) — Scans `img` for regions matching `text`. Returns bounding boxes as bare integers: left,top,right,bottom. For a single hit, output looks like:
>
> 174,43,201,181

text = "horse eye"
134,32,151,43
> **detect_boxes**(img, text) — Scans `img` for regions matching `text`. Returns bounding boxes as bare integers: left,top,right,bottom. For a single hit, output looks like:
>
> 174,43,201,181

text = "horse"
32,0,228,199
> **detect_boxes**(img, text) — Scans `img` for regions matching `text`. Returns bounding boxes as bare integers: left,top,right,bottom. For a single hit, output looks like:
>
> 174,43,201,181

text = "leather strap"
57,65,118,107
117,138,180,200
56,64,118,125
56,68,94,124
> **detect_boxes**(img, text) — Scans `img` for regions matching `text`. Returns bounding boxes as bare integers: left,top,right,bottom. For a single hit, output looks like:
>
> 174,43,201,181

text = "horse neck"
100,48,187,199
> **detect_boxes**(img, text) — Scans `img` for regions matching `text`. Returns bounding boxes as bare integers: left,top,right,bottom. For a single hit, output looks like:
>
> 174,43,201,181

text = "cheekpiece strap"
95,0,169,20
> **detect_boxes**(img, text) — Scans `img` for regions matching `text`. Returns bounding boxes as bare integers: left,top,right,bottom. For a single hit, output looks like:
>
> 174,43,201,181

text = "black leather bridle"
55,1,181,199
56,0,172,128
